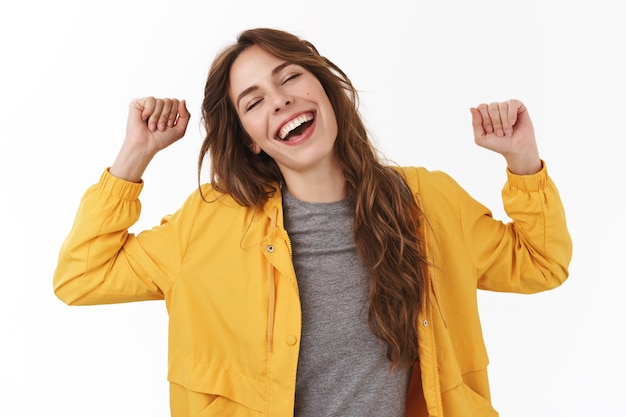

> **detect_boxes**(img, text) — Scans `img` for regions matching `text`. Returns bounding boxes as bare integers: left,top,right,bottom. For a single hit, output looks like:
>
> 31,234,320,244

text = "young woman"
53,28,572,416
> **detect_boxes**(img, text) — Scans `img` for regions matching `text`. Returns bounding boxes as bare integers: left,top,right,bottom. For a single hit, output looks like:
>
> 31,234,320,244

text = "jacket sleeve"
53,169,195,305
415,162,572,294
463,162,572,293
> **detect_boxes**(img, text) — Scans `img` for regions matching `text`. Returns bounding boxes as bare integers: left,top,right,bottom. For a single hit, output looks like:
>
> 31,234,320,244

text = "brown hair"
200,28,428,369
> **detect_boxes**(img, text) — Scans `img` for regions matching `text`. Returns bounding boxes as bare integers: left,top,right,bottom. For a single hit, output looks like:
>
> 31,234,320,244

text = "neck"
281,162,347,203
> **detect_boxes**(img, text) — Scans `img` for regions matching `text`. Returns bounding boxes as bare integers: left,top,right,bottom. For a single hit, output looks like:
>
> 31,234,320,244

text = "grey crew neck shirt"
282,189,409,417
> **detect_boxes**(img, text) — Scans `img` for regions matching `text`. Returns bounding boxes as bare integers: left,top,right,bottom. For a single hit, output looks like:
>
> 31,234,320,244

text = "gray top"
282,189,409,417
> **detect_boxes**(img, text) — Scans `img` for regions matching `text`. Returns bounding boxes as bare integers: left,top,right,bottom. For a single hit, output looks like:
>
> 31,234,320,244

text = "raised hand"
470,99,542,175
110,97,190,182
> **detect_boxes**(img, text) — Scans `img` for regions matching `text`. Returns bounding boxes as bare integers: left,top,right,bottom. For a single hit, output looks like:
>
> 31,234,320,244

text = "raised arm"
53,97,192,305
465,99,572,292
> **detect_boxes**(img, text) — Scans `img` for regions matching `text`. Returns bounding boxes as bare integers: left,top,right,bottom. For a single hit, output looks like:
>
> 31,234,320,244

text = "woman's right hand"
110,97,191,182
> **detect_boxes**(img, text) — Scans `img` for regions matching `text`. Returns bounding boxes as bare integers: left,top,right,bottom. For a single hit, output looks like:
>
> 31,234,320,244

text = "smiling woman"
52,27,572,417
227,44,341,199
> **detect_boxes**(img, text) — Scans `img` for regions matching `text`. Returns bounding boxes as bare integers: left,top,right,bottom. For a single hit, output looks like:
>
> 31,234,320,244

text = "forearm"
52,170,162,305
478,163,572,292
504,163,572,277
109,142,155,183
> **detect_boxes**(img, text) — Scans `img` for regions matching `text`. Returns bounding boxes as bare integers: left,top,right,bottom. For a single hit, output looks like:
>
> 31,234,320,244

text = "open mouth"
277,112,315,141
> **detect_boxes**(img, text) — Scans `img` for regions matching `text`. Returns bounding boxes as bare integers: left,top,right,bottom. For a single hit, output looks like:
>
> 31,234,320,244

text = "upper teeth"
279,113,313,140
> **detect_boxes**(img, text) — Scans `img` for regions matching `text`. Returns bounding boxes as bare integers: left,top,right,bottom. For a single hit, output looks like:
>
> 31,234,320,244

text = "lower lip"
277,117,316,146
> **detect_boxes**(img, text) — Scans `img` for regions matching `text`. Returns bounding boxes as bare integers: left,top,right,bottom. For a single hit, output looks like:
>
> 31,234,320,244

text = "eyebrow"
235,61,295,108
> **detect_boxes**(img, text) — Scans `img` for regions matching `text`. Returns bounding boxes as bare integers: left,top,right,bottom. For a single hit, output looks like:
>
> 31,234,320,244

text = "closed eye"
281,73,301,85
245,98,263,112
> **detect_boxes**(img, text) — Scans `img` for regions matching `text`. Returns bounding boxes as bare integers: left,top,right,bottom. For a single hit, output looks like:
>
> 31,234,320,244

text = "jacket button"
286,335,298,346
266,245,275,253
422,320,429,327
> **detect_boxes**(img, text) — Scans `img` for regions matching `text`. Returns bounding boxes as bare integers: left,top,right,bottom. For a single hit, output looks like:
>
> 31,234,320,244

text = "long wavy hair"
200,28,428,370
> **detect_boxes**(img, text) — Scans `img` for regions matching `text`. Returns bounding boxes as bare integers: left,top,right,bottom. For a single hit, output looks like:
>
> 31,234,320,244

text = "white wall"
1,0,623,415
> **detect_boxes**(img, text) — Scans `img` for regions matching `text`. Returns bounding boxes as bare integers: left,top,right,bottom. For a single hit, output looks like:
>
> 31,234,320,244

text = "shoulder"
183,183,242,209
168,183,252,226
392,166,465,197
390,166,488,224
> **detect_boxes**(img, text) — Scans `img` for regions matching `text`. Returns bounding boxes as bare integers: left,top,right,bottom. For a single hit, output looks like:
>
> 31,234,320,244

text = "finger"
488,102,504,137
166,99,180,128
147,99,165,132
469,107,485,140
139,96,156,122
138,96,158,132
499,101,513,137
507,98,526,126
174,100,191,132
476,103,493,134
157,99,174,131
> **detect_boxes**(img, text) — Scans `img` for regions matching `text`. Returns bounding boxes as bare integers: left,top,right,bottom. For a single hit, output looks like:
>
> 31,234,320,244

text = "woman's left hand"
470,99,542,175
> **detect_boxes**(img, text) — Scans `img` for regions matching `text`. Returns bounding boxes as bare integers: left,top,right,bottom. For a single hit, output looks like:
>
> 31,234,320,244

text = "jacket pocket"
168,352,266,416
197,395,262,417
441,380,498,417
460,382,498,417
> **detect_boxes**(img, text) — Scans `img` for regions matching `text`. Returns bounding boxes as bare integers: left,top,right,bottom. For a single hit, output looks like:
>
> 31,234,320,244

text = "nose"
272,94,292,114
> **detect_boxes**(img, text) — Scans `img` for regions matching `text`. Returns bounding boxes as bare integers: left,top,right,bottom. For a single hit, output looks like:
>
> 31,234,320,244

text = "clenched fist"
470,99,542,175
110,97,191,182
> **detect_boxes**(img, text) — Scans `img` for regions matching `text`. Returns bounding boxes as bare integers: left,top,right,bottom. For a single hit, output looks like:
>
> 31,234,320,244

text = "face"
229,45,339,179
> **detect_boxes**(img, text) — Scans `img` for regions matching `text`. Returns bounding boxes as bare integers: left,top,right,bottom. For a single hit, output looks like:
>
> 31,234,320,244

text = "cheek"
242,117,268,142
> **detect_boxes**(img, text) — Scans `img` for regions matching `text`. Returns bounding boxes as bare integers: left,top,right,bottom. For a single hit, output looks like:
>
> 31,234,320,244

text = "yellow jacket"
53,163,572,416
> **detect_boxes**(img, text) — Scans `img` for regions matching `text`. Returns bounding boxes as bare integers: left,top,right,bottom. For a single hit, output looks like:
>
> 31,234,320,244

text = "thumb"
174,100,191,132
469,107,486,140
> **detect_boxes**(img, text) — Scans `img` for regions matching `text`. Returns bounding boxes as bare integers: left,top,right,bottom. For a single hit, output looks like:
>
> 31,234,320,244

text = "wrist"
110,144,154,182
506,155,542,175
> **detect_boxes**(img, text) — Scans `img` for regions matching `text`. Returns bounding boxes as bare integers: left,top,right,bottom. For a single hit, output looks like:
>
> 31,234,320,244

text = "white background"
1,0,624,415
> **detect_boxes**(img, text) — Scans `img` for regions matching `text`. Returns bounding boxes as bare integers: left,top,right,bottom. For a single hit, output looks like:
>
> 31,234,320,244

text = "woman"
53,28,572,416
